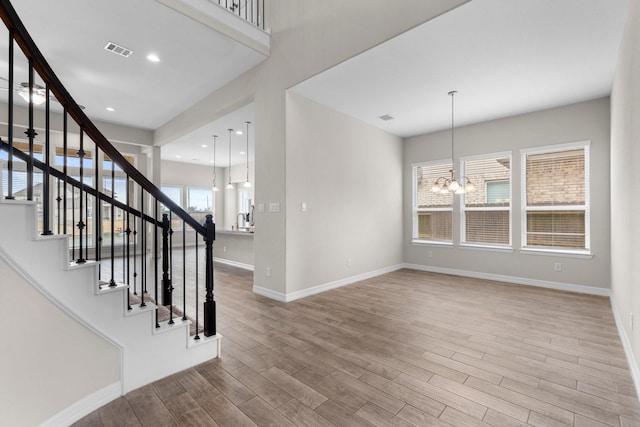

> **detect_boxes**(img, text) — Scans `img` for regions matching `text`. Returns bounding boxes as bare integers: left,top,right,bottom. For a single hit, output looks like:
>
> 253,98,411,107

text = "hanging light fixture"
226,128,234,190
431,90,476,195
243,121,252,188
212,135,219,192
18,82,46,105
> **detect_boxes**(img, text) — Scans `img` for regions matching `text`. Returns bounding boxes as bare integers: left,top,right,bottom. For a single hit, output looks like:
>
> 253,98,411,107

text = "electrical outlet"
266,267,271,277
554,262,562,272
427,251,433,258
631,312,634,331
301,202,307,212
223,246,226,253
347,257,352,267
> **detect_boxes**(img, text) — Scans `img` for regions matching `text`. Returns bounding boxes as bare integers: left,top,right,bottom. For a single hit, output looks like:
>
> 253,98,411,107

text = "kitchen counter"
217,228,254,236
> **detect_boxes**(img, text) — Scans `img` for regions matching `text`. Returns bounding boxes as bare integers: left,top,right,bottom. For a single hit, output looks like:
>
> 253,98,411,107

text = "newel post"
204,214,216,337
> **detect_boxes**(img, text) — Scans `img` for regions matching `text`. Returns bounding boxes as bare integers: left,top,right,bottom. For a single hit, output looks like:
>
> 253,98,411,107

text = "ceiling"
0,0,629,168
2,0,264,132
291,0,629,138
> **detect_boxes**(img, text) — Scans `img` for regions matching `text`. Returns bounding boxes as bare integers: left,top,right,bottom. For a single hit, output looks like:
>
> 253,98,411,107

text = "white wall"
285,93,403,294
611,0,640,382
0,254,120,426
404,98,611,291
155,0,469,296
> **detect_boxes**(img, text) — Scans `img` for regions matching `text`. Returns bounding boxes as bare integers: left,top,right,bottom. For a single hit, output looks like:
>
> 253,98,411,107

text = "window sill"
519,248,593,259
459,244,514,254
412,239,454,247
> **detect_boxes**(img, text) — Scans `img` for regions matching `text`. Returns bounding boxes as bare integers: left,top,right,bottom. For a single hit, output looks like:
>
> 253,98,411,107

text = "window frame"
412,159,454,245
520,140,591,255
460,151,513,249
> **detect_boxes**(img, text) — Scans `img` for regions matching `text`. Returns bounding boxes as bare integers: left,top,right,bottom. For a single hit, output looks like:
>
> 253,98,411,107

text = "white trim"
253,264,404,302
411,239,454,247
214,257,254,271
402,263,610,296
459,244,514,254
519,248,593,259
610,296,640,406
38,382,121,427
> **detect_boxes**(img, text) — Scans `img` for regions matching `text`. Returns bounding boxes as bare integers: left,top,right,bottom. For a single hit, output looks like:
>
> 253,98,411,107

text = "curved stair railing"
0,0,217,338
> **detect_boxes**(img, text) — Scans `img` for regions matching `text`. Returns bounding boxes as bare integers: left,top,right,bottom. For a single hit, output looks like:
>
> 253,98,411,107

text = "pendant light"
431,90,476,195
243,121,252,188
226,128,234,190
212,135,219,192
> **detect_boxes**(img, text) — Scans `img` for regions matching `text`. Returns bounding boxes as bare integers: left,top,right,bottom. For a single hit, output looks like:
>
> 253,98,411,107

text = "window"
54,146,93,168
521,142,590,252
187,187,213,223
461,153,511,247
413,161,453,243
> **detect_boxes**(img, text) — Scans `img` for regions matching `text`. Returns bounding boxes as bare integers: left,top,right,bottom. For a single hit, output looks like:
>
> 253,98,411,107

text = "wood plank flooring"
73,265,640,426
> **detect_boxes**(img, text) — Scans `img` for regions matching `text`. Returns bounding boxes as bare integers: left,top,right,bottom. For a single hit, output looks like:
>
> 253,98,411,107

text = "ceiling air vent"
378,114,394,121
104,41,133,58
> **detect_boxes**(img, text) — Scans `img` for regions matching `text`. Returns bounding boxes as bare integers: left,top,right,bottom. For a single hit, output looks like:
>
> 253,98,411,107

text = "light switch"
258,203,265,213
269,202,280,213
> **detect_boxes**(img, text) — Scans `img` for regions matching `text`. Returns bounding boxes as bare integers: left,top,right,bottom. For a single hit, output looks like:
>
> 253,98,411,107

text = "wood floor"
74,265,640,427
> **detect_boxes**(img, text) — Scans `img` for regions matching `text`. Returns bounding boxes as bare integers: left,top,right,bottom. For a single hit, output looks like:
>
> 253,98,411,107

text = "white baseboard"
253,264,404,302
402,263,611,297
610,296,640,405
40,382,121,427
214,257,254,271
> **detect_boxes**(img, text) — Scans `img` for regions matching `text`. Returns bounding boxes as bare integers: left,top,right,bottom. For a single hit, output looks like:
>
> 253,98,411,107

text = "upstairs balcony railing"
0,0,217,338
216,0,266,29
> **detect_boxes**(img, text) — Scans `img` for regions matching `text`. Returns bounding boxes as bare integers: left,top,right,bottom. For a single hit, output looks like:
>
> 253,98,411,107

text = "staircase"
0,0,222,424
0,196,220,426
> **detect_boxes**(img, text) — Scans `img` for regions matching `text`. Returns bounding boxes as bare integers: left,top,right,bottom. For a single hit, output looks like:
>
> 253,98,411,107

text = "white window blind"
521,142,590,252
413,161,453,243
461,153,511,247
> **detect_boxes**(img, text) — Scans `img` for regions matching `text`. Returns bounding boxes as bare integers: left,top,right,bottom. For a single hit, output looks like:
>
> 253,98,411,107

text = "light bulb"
226,183,234,190
243,180,252,188
448,180,460,192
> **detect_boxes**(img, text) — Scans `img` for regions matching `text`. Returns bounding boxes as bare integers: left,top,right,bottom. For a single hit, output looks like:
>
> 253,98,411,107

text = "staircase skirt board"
0,201,220,426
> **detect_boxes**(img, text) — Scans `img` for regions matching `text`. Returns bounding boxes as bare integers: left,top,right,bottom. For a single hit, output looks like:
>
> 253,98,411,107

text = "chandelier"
431,90,475,195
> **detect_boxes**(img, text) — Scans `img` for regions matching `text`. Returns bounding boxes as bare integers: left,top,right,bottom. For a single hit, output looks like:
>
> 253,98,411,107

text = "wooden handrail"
0,0,205,235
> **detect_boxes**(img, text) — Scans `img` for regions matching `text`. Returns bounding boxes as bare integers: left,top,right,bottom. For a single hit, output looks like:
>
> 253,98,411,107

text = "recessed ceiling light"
106,107,115,112
236,130,243,135
240,151,246,155
210,160,214,163
201,144,208,148
176,155,181,159
146,53,160,63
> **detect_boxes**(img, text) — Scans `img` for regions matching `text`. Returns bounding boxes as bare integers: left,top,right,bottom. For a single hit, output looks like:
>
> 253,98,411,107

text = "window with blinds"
413,161,453,243
461,153,511,247
521,142,590,252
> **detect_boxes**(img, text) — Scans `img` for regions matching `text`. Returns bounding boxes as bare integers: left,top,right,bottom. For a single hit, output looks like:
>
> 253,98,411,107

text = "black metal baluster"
204,214,216,336
71,185,75,261
56,178,61,233
122,205,126,284
133,208,138,296
109,158,115,286
194,231,200,340
95,147,101,273
126,175,131,309
162,213,173,325
182,219,187,321
42,83,52,235
85,190,89,258
140,188,146,307
25,60,35,202
76,131,86,264
5,29,14,200
62,111,68,235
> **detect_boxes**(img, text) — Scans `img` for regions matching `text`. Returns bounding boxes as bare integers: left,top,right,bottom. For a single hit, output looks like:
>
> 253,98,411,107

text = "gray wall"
404,98,611,291
611,0,640,378
285,93,403,294
155,0,468,296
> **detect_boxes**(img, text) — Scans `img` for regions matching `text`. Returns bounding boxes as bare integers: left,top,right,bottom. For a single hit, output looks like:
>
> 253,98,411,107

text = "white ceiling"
3,0,264,132
0,0,628,168
161,102,255,167
291,0,629,138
